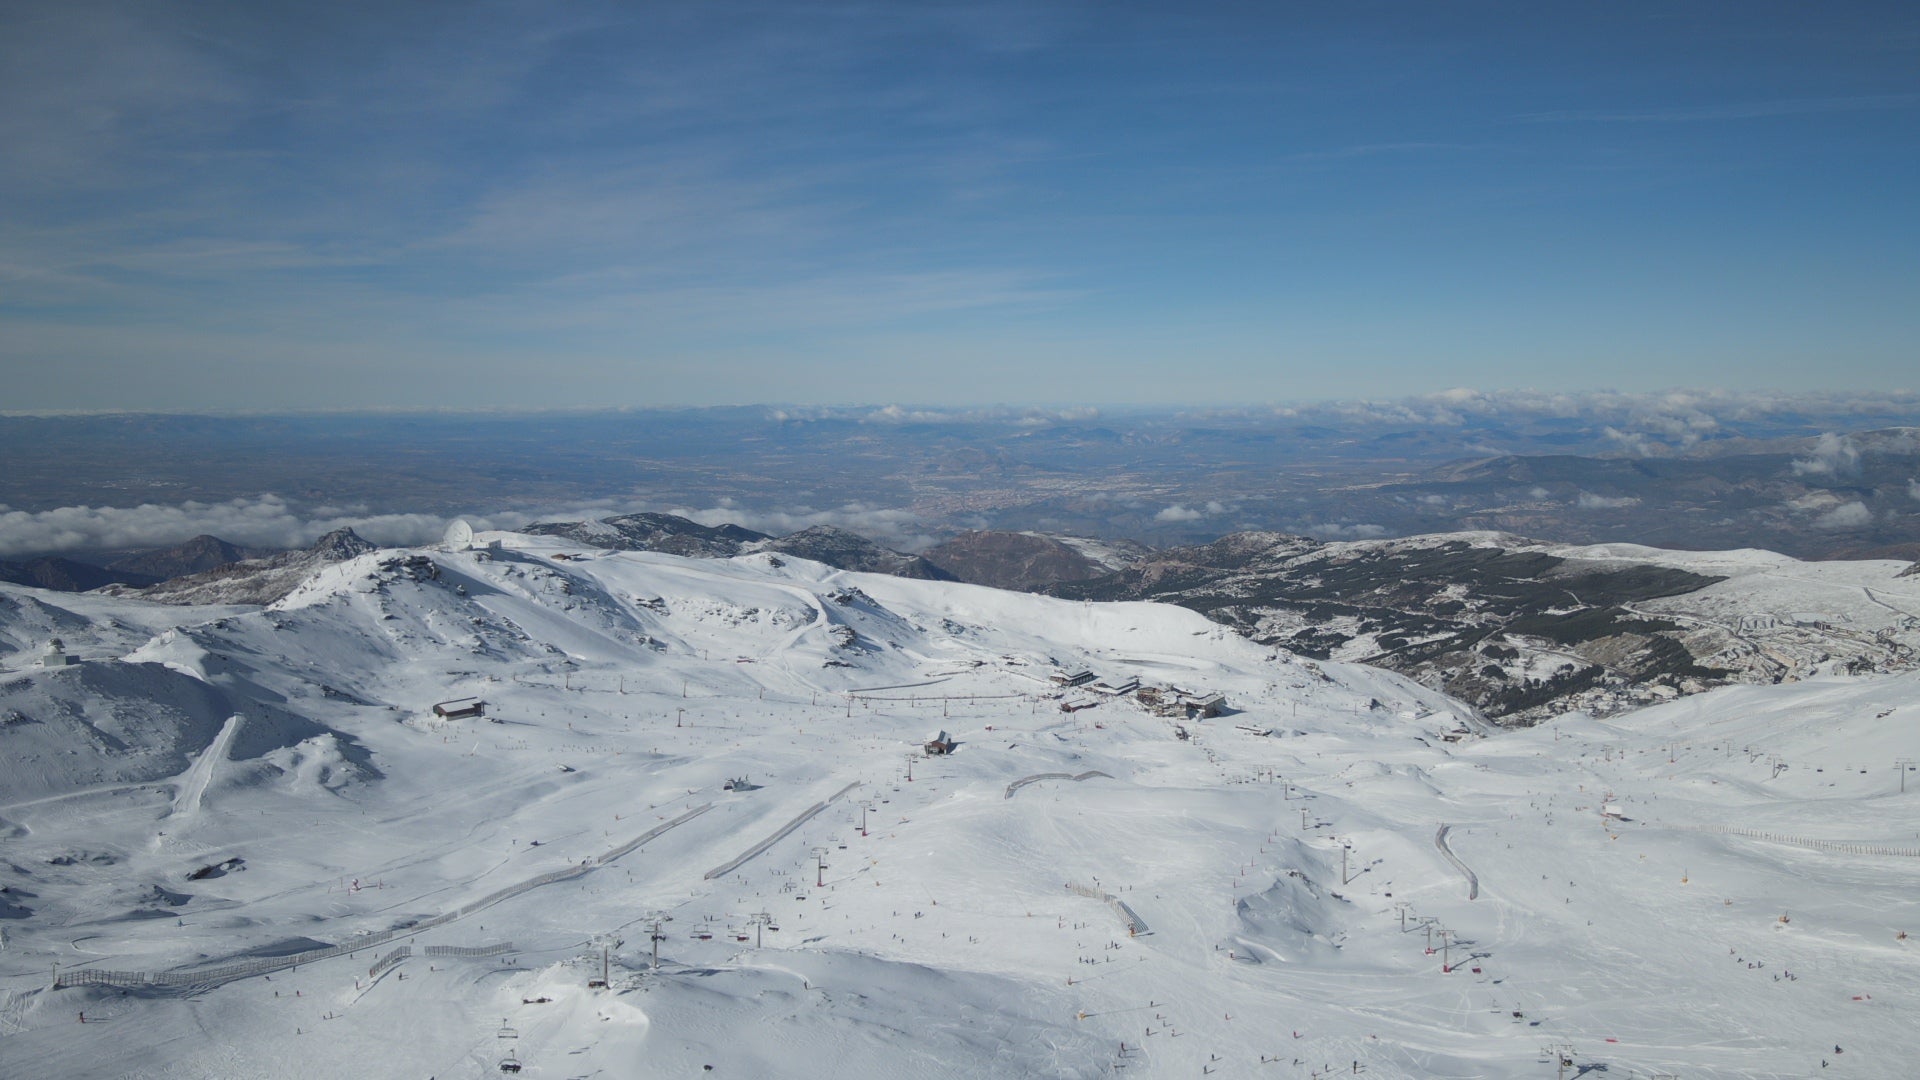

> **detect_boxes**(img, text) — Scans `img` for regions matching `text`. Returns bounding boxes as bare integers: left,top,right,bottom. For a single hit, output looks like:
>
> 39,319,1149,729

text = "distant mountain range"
916,528,1920,726
13,509,1920,728
919,531,1148,591
96,528,379,606
1,535,272,594
0,556,157,592
523,513,954,580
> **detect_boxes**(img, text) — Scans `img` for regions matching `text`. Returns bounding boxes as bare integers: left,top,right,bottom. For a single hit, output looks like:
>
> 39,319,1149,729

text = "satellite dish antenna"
443,518,474,551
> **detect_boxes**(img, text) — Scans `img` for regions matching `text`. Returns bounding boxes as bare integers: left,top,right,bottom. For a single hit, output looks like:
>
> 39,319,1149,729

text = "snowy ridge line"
1004,770,1112,799
1659,823,1920,857
367,946,410,979
1434,824,1479,900
423,942,512,958
1065,882,1151,937
703,784,861,881
51,804,714,993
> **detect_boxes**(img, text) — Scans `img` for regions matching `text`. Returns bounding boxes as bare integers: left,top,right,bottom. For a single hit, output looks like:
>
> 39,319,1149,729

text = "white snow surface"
0,534,1914,1079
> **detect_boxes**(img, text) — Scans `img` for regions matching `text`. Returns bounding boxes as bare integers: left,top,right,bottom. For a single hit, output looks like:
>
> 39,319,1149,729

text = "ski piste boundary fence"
368,946,410,979
1661,822,1920,858
424,942,513,958
1066,881,1151,937
703,782,862,881
1005,771,1112,799
52,803,713,992
1434,824,1480,900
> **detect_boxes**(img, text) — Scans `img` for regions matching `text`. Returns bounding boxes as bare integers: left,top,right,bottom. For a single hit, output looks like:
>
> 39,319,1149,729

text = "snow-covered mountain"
1051,529,1920,724
95,527,380,606
0,533,1914,1079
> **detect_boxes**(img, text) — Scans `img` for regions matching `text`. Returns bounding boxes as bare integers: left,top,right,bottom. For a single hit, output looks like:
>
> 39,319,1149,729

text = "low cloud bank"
1302,522,1390,540
1790,433,1862,477
0,495,545,560
1576,492,1642,510
0,494,943,560
1154,501,1227,523
1813,501,1874,529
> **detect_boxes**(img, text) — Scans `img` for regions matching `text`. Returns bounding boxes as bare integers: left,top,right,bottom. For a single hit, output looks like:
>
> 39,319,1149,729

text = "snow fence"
704,783,861,881
1670,823,1920,857
1004,771,1112,799
1066,882,1151,937
368,946,410,979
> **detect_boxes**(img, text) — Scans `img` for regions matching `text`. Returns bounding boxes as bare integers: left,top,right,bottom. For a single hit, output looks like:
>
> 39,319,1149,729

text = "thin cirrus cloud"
3,3,1919,409
1518,93,1920,124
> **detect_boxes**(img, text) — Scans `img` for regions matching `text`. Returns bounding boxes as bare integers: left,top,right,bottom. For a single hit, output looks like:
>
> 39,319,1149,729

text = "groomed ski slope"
0,534,1913,1079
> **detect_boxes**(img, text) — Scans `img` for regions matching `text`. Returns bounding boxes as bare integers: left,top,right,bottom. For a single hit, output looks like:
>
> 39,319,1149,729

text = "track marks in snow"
171,714,242,821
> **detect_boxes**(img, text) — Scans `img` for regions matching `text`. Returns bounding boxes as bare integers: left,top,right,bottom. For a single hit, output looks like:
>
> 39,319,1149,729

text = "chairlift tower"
643,912,670,969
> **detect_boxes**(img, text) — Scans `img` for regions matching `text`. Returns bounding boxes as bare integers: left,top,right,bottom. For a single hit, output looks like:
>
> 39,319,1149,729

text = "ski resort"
0,531,1915,1078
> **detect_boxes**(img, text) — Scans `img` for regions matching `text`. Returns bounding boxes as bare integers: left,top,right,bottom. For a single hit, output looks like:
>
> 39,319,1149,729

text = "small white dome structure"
39,638,77,667
442,518,475,551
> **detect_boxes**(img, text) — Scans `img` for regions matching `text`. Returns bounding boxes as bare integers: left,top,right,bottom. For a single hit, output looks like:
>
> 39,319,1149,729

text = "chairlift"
498,1019,519,1039
498,1052,523,1073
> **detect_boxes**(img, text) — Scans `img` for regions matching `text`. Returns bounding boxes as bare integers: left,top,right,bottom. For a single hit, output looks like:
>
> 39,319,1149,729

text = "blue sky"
3,1,1916,410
